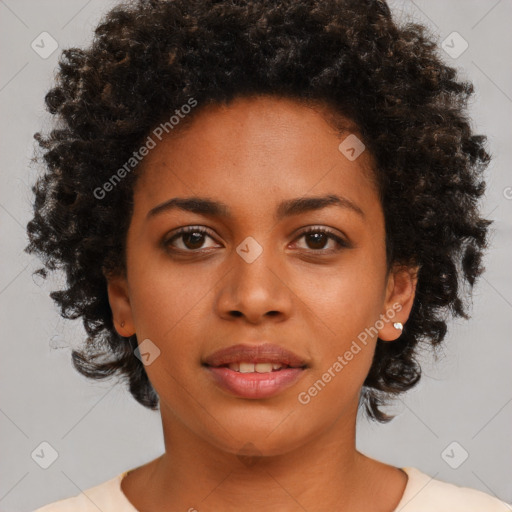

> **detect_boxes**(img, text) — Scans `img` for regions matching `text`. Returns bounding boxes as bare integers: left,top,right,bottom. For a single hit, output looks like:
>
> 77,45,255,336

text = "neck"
134,403,387,512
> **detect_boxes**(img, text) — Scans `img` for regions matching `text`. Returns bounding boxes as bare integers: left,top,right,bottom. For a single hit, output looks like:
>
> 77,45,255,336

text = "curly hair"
25,0,492,422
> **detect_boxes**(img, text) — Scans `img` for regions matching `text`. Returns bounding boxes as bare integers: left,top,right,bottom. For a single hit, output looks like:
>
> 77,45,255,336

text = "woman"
27,0,510,510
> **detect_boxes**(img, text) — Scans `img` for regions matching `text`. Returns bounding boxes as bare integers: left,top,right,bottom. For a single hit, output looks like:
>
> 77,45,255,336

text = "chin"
198,412,318,459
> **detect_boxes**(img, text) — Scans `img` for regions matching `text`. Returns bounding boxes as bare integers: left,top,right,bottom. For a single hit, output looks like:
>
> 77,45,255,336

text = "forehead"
146,95,362,158
133,95,379,219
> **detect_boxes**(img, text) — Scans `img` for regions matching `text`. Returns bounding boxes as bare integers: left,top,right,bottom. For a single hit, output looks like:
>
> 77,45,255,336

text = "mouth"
220,362,297,373
202,343,308,399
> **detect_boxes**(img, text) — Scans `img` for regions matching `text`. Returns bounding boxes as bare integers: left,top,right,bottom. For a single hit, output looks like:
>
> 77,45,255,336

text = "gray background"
1,1,511,510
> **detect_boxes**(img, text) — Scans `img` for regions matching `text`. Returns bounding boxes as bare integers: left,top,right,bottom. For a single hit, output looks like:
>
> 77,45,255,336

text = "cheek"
128,255,211,339
288,256,385,398
295,281,379,415
292,256,385,344
126,265,210,401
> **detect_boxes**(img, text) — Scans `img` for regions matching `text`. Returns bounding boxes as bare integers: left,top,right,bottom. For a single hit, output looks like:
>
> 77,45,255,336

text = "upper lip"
203,343,308,368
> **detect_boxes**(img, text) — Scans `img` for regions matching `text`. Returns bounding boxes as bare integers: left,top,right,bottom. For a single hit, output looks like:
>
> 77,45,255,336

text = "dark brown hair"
26,0,492,422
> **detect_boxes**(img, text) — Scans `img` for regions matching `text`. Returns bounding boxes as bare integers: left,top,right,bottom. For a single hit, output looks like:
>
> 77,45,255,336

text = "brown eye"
293,227,349,252
164,226,219,252
181,231,207,250
304,231,329,250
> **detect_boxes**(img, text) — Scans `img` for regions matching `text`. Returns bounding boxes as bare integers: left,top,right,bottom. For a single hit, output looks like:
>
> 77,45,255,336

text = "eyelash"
163,225,349,254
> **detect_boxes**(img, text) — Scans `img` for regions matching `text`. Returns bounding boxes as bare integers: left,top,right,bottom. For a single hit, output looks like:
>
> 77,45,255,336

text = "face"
107,95,417,457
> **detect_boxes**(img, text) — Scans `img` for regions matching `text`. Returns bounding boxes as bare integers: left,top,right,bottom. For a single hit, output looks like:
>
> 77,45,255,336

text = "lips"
203,343,307,369
203,343,308,399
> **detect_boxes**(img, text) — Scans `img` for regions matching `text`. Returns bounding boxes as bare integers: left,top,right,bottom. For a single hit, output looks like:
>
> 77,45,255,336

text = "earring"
393,322,403,331
120,321,125,328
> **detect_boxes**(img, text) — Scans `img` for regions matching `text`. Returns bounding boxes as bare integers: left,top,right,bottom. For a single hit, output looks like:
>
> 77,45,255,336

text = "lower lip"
205,366,305,399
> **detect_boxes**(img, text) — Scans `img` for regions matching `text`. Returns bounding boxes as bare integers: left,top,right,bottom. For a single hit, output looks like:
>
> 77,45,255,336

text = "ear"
378,263,420,342
105,273,136,338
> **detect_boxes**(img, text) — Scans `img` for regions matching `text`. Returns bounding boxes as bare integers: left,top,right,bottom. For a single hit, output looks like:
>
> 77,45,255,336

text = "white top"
33,466,511,511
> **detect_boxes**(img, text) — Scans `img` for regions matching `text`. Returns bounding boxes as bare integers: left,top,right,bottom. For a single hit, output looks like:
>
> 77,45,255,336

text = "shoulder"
32,472,137,512
397,467,511,512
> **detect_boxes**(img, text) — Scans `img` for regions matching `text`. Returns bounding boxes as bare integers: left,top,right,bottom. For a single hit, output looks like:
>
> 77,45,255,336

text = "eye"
163,226,220,252
292,226,349,252
163,225,350,254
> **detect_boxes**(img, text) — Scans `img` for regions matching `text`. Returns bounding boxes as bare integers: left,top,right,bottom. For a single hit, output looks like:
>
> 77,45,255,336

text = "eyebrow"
147,193,365,221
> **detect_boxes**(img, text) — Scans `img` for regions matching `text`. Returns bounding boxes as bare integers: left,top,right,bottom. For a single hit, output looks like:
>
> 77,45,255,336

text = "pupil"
184,232,204,249
307,233,326,249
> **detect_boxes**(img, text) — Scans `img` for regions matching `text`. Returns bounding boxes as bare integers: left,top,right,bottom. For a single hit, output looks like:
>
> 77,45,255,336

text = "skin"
107,95,419,512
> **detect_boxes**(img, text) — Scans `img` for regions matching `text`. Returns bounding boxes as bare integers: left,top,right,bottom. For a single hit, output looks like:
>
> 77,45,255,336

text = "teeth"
239,362,255,373
227,362,284,373
255,363,273,373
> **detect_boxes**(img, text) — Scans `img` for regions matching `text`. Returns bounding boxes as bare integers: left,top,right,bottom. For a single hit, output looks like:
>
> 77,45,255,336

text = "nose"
214,245,293,324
